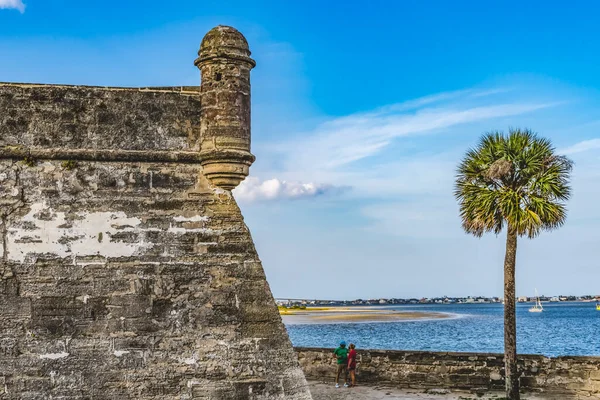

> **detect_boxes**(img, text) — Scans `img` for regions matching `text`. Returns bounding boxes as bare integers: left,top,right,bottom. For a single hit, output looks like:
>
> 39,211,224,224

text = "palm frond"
454,128,573,238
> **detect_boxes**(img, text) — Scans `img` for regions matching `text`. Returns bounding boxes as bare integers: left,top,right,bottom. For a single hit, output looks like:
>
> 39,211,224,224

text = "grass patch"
61,160,78,170
22,156,36,167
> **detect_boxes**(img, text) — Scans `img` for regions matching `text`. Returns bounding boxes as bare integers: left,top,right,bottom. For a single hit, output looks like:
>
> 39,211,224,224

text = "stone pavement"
308,381,571,400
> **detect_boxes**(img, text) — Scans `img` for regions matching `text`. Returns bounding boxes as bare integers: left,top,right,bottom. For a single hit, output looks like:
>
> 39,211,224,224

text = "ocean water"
285,302,600,357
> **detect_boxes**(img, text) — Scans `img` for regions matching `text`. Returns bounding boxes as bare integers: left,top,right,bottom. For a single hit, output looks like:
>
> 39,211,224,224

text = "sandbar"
280,306,451,325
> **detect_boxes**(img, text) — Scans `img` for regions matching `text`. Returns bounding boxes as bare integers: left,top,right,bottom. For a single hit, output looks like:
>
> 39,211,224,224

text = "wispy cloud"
361,198,460,239
297,102,555,170
234,177,347,202
245,68,600,298
0,0,25,13
560,138,600,155
252,87,561,202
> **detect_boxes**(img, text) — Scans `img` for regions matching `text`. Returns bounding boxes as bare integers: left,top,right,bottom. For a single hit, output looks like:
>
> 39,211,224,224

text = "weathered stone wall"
0,84,202,152
0,25,312,400
0,126,310,400
296,347,600,398
0,152,311,399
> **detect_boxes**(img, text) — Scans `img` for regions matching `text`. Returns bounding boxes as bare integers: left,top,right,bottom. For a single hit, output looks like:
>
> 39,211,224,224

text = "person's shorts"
348,365,356,371
336,364,347,373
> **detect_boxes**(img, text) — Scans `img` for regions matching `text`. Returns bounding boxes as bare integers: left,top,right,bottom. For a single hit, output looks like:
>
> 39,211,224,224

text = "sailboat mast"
529,288,543,312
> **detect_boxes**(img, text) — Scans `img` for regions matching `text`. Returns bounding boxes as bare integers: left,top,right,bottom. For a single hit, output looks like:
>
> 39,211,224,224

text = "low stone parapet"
295,347,600,397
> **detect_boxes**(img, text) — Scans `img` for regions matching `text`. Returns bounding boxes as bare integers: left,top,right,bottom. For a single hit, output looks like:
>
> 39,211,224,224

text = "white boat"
529,289,543,313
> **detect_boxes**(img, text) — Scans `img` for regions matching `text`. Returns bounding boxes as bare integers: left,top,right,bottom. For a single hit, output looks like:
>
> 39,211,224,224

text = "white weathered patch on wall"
39,352,69,360
6,202,147,262
187,379,202,388
173,215,209,223
76,295,90,304
167,226,212,234
168,214,211,234
179,352,199,365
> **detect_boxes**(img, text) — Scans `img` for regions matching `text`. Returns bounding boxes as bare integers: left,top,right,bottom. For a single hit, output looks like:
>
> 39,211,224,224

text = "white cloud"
234,177,345,202
0,0,25,12
560,138,600,155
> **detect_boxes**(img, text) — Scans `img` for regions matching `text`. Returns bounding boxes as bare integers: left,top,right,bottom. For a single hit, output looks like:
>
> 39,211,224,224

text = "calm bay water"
285,302,600,357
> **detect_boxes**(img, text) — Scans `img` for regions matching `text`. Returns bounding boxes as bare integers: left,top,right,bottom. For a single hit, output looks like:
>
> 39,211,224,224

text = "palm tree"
454,129,572,400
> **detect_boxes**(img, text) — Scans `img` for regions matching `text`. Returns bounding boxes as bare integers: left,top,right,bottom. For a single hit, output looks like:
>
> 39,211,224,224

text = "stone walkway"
308,381,571,400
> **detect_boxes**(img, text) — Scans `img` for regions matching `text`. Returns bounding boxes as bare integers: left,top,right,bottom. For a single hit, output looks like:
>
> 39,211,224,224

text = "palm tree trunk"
503,225,520,400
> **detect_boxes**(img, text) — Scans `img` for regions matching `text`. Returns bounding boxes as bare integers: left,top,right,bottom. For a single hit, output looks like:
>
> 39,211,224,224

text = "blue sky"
2,1,600,299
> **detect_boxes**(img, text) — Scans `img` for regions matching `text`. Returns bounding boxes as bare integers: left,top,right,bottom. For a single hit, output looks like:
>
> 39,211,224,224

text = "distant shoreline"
280,306,453,324
276,298,600,308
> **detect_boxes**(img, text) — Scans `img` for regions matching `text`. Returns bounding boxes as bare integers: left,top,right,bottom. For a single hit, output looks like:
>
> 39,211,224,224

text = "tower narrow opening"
215,72,222,81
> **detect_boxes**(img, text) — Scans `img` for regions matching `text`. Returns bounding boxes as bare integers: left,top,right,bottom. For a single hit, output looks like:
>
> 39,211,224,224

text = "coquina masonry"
0,26,312,400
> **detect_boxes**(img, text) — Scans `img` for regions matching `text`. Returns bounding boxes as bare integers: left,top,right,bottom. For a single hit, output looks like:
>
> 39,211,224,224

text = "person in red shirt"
347,343,357,387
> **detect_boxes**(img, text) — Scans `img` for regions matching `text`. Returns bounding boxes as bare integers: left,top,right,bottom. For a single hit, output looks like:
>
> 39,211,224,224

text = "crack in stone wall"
1,164,26,267
1,214,7,263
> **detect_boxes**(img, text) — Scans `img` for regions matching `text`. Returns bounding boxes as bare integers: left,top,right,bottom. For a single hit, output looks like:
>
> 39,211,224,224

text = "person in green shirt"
333,341,349,388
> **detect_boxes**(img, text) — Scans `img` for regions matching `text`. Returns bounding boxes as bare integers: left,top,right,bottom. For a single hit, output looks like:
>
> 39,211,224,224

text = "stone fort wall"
296,347,600,398
0,26,312,399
